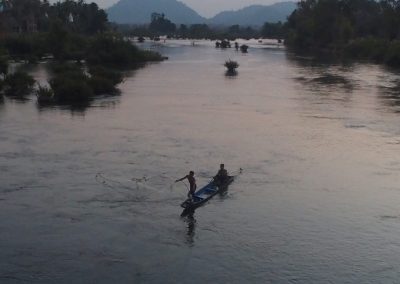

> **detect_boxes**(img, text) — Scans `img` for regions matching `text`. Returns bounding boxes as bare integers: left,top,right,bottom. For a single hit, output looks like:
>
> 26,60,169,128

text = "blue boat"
180,175,235,210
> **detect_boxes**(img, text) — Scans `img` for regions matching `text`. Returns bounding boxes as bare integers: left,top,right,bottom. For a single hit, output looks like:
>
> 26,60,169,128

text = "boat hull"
180,176,234,210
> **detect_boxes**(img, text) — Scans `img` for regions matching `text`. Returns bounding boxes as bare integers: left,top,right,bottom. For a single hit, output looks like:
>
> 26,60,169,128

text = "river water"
1,39,400,283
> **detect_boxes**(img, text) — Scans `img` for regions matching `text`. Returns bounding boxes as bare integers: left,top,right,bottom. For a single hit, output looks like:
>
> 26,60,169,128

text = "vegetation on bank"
117,14,284,41
3,71,35,97
0,0,164,103
0,50,35,98
285,0,400,66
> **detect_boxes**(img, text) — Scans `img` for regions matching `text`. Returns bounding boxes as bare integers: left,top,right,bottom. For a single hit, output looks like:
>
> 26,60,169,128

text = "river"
1,39,400,283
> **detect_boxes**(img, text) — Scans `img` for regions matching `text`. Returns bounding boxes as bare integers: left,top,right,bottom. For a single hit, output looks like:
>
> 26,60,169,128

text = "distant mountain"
208,2,297,26
107,0,206,25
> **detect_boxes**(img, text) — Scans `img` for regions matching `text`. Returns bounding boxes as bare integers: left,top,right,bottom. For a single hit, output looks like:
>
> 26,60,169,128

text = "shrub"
50,62,82,74
62,33,89,62
50,69,93,102
88,66,123,95
88,76,118,95
3,72,35,97
48,63,124,101
344,38,388,61
89,66,123,85
385,41,400,66
36,85,54,103
3,34,48,62
0,56,8,77
86,34,163,69
224,60,239,71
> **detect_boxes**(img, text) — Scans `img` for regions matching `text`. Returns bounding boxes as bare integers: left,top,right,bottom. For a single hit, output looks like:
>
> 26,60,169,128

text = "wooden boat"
180,176,235,210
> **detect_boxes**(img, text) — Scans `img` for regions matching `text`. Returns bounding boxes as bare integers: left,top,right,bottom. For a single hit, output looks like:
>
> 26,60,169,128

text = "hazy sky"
95,0,290,18
178,0,289,17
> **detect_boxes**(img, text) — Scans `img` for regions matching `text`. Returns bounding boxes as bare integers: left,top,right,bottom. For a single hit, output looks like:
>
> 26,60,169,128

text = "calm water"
1,39,400,283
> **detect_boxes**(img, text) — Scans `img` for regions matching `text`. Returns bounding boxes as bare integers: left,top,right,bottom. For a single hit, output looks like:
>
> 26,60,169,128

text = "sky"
94,0,290,18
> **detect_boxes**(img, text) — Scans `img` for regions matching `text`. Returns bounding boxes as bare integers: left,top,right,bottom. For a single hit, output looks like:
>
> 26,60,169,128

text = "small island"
224,59,239,76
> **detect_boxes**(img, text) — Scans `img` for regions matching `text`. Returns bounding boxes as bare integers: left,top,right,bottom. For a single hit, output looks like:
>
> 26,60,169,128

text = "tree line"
285,0,400,66
117,13,285,40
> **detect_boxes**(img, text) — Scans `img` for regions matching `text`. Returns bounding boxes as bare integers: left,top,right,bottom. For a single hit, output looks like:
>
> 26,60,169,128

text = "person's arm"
175,175,187,182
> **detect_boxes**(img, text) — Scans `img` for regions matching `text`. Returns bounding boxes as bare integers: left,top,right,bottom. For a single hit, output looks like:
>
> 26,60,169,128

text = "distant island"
107,0,296,26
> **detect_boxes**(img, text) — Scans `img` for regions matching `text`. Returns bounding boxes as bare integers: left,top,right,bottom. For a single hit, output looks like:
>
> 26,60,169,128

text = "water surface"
1,39,400,283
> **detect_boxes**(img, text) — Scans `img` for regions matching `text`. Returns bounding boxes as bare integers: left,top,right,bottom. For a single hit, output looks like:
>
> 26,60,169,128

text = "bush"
50,69,93,102
224,60,239,71
50,62,82,74
3,72,35,97
344,38,388,61
88,66,123,95
89,66,123,85
36,85,54,103
385,41,400,66
3,34,48,62
86,34,163,69
47,63,124,101
88,76,118,95
0,56,8,77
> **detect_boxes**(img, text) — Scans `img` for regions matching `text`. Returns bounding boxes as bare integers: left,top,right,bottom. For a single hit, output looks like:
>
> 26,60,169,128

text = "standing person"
214,164,228,186
176,171,197,199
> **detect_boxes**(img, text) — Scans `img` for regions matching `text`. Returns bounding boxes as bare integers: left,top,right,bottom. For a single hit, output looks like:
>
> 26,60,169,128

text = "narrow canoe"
180,176,234,210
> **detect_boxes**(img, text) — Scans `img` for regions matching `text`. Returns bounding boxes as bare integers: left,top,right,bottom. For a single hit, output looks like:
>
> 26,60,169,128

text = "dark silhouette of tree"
149,12,176,34
286,0,400,48
188,24,211,38
285,0,400,66
261,22,285,39
48,0,107,34
178,24,188,38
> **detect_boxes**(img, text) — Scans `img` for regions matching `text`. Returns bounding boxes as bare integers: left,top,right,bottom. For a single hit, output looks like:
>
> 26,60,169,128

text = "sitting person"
214,164,228,186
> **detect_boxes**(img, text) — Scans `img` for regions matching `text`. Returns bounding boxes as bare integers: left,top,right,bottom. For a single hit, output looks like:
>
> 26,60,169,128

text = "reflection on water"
225,70,238,77
182,210,196,246
378,78,400,111
35,96,121,116
288,53,356,93
36,101,91,115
